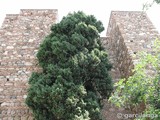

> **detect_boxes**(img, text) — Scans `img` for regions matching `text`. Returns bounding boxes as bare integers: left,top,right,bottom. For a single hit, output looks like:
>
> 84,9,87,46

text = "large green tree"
26,11,113,120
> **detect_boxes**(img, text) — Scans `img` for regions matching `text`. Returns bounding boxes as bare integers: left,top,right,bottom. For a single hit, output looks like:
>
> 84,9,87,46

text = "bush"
26,11,113,120
109,39,160,120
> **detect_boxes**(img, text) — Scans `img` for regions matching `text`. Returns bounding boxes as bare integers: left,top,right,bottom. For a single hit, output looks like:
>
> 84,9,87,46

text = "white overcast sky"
0,0,160,36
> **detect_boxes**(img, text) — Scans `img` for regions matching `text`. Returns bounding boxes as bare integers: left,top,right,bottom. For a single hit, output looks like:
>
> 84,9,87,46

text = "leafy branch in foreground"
109,39,160,120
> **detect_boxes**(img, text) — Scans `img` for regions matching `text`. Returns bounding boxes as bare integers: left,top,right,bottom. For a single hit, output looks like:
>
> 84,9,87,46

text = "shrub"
109,39,160,120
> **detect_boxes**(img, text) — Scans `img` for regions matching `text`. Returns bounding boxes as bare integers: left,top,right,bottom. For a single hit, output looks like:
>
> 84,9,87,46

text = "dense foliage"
155,0,160,4
109,39,160,120
26,11,113,120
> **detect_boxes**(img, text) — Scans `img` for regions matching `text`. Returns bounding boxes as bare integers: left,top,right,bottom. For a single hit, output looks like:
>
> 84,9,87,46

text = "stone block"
21,116,29,120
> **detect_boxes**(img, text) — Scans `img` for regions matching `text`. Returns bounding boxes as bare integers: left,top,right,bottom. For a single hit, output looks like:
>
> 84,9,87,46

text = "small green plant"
142,0,160,11
26,11,113,120
109,39,160,120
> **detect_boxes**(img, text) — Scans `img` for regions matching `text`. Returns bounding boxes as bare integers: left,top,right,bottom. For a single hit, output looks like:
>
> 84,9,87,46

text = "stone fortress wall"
0,10,159,120
0,9,58,119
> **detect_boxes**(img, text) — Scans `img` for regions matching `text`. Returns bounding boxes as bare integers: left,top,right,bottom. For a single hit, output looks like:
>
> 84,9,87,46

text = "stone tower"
101,11,160,120
0,9,57,119
104,11,160,79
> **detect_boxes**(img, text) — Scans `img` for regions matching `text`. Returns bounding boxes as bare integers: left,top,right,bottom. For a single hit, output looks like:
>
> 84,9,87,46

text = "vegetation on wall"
143,0,160,10
109,39,160,120
26,11,113,120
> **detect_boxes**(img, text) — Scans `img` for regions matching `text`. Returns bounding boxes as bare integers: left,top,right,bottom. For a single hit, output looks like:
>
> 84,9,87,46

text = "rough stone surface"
0,10,159,120
104,11,160,79
0,9,58,119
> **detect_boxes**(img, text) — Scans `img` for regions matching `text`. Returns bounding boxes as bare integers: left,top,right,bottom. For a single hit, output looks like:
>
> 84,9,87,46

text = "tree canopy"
26,11,113,120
